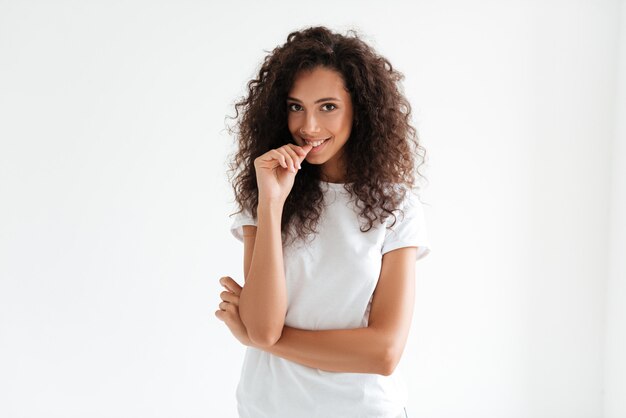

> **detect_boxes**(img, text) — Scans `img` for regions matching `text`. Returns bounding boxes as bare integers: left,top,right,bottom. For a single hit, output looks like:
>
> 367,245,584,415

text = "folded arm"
247,247,418,376
254,325,390,375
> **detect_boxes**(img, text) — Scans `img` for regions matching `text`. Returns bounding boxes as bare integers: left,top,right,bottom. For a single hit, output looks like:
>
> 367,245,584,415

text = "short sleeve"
381,189,431,262
229,206,257,243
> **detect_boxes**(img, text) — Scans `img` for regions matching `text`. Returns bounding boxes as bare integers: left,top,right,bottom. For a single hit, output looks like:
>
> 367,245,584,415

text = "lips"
302,137,330,146
306,137,330,154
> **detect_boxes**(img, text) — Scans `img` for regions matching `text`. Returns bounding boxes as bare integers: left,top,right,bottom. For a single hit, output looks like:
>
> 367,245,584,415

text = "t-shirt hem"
230,216,257,243
381,242,431,261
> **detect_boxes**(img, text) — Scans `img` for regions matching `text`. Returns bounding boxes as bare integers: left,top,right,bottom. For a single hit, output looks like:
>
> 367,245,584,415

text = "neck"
320,154,347,184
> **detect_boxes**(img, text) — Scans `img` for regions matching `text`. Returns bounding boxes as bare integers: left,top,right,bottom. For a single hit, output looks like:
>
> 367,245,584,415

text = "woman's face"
287,66,353,183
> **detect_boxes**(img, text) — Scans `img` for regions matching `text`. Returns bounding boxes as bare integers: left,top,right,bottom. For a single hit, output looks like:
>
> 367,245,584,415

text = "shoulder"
230,206,258,243
384,185,422,224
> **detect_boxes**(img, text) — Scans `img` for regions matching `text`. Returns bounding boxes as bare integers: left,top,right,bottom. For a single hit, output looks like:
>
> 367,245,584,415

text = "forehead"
288,67,348,98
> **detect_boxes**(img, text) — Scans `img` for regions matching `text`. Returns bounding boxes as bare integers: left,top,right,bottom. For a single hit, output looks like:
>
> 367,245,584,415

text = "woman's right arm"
238,143,310,348
241,225,257,282
238,199,288,348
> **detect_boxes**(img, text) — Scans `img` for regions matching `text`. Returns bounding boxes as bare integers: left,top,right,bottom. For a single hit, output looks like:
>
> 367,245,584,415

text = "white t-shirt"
229,181,431,418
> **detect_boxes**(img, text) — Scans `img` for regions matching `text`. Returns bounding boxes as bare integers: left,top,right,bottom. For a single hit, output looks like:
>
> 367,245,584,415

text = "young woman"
215,26,431,418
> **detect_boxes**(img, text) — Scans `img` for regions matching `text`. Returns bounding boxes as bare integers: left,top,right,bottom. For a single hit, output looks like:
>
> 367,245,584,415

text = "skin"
287,66,354,183
215,244,418,376
234,139,313,346
215,66,418,375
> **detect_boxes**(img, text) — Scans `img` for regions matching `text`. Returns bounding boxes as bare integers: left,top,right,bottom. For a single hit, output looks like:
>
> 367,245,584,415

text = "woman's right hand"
254,143,313,204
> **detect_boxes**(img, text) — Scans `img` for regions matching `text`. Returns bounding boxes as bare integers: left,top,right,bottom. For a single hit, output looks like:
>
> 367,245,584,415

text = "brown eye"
288,103,302,112
321,103,337,111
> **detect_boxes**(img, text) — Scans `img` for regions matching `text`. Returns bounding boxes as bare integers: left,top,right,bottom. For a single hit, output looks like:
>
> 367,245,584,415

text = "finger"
220,285,236,296
288,143,311,157
219,276,241,290
299,143,313,154
257,154,282,169
215,310,224,320
276,148,297,173
220,302,237,314
259,151,285,169
269,150,288,170
282,146,301,171
220,291,240,305
288,144,305,157
220,276,242,294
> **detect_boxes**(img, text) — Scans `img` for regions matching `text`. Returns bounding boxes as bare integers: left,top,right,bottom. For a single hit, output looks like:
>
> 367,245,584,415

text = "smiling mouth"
303,137,330,147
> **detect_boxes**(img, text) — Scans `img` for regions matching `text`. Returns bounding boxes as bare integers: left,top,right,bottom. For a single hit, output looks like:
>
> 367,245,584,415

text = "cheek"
332,114,352,132
287,118,296,133
324,114,342,130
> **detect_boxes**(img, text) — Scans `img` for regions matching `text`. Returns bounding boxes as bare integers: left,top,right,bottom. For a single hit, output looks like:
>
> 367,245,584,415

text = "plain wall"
0,1,622,417
605,1,626,417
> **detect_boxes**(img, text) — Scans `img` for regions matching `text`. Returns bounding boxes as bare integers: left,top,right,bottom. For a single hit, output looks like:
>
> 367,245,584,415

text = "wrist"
257,197,284,213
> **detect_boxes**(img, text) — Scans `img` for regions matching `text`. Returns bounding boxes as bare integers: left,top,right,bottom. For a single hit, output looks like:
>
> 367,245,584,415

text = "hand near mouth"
254,143,313,204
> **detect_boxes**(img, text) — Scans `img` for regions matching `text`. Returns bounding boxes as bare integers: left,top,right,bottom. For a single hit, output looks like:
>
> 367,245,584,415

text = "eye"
321,103,336,111
288,103,302,112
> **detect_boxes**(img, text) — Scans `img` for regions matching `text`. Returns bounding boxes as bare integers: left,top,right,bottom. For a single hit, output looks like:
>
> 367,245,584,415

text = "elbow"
369,327,403,376
378,345,402,376
239,302,285,348
247,326,283,348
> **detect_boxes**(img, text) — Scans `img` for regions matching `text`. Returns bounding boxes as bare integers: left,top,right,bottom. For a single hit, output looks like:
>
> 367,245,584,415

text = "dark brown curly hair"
226,25,427,247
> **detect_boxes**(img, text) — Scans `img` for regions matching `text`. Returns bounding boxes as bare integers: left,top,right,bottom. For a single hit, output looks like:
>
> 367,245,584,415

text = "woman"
215,25,431,418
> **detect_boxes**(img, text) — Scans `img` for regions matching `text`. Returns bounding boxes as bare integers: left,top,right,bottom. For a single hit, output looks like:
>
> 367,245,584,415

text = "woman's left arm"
261,246,416,376
217,246,417,376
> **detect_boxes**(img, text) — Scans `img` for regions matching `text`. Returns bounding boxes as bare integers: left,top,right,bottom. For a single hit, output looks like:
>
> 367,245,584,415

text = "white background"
1,1,624,417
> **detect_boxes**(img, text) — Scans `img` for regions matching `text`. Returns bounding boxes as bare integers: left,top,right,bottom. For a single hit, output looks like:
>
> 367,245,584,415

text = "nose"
300,111,320,137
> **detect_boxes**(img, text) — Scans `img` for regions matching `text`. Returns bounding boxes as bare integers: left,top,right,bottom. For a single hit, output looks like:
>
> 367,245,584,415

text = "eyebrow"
286,96,341,103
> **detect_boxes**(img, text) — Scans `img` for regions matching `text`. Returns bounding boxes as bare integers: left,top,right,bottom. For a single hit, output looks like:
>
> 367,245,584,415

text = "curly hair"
226,25,427,247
